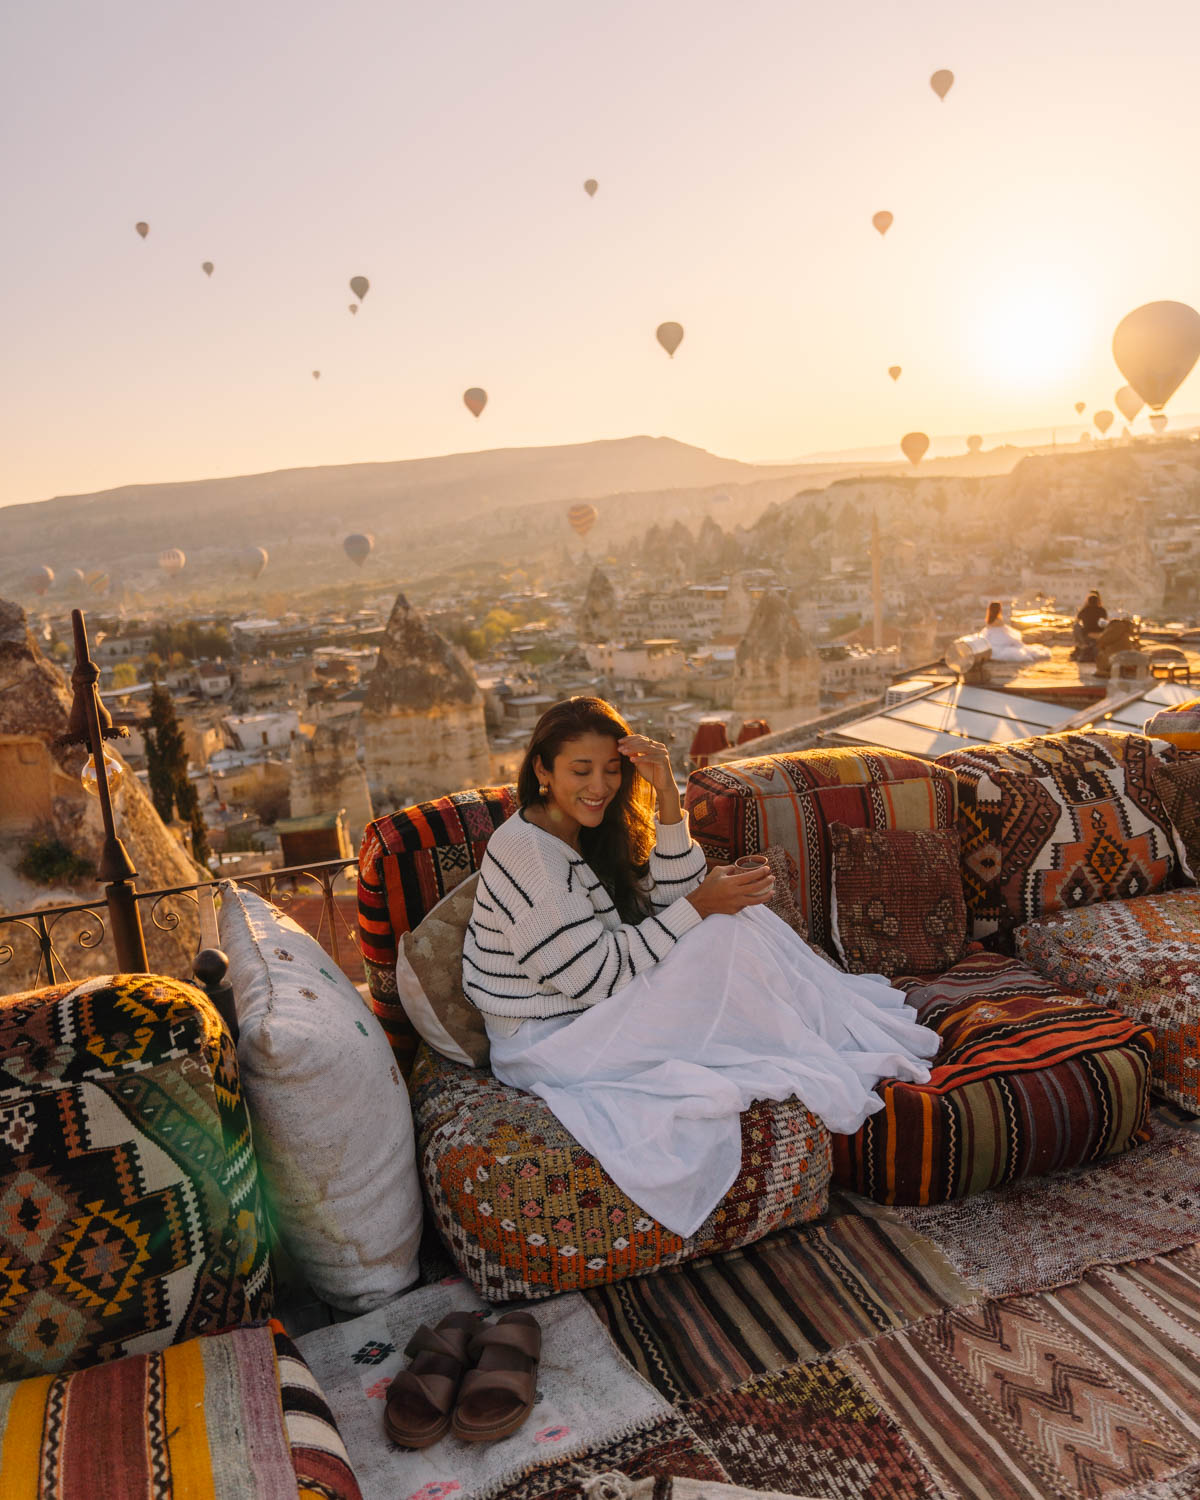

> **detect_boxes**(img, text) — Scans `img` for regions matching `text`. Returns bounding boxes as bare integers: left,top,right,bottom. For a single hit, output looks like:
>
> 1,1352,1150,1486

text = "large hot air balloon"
240,546,269,581
1114,385,1143,423
135,222,149,239
930,69,954,100
343,533,374,567
656,321,684,357
158,548,186,576
1112,301,1200,411
1094,410,1114,435
567,503,597,538
463,387,488,417
202,261,214,277
900,432,929,466
966,434,983,453
26,566,53,596
348,303,358,315
1150,413,1168,433
888,365,901,382
1074,401,1086,415
583,179,598,197
872,211,893,236
349,275,369,302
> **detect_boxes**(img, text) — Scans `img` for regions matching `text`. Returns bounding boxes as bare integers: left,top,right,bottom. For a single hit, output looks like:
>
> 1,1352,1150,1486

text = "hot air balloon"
888,366,901,382
68,567,86,591
1074,402,1086,415
202,261,214,277
239,546,269,581
900,432,929,466
312,369,321,380
343,533,374,567
86,570,110,597
26,566,53,596
872,211,893,236
135,222,149,239
349,275,369,302
1114,385,1143,423
656,321,684,357
930,69,954,100
463,387,488,417
966,434,983,453
567,503,597,538
348,303,358,315
158,548,186,576
583,179,598,197
1094,410,1114,435
1112,301,1200,411
1150,413,1168,433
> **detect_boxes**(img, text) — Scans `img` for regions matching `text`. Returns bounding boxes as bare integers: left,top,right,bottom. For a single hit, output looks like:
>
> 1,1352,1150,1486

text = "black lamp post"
58,608,149,973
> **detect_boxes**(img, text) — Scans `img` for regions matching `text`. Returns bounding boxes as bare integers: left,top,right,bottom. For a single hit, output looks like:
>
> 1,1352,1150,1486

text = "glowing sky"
4,0,1200,505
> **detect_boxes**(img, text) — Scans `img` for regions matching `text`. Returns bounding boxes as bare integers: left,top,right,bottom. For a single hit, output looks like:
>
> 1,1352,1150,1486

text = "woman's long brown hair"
517,696,656,923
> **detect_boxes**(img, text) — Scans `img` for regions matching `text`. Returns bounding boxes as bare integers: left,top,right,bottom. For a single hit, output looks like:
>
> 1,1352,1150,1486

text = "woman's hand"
686,863,775,919
619,735,682,817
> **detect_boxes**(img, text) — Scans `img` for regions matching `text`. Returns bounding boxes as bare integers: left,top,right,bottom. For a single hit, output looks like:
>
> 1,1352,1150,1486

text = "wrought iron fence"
0,857,362,995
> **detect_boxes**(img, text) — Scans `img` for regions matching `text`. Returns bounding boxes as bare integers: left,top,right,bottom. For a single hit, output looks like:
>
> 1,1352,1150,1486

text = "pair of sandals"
384,1311,542,1448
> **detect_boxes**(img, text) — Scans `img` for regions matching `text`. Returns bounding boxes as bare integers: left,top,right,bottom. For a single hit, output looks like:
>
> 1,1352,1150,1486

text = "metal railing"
0,857,362,995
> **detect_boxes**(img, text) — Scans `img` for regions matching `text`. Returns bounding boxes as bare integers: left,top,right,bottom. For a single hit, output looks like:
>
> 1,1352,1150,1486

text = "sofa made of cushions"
358,789,833,1302
0,973,272,1383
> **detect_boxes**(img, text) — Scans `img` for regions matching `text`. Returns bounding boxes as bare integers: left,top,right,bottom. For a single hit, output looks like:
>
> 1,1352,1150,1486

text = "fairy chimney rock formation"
578,567,620,643
289,718,374,853
0,599,204,988
362,593,490,807
732,592,820,728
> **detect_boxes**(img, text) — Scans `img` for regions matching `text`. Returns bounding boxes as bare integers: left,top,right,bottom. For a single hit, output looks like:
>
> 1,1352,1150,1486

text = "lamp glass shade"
81,747,125,798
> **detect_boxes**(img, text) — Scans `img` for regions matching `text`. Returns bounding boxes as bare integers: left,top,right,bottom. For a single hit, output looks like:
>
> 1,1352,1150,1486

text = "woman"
1072,590,1107,659
463,696,939,1237
955,601,1052,665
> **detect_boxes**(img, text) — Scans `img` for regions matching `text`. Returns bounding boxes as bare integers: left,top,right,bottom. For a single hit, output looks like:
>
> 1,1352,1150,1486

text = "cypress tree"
144,682,210,863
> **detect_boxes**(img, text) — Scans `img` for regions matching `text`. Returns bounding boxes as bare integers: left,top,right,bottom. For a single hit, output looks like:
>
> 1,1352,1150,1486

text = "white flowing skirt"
486,906,940,1238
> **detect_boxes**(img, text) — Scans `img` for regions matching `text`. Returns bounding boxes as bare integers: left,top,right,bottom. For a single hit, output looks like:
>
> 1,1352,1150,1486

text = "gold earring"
539,783,549,796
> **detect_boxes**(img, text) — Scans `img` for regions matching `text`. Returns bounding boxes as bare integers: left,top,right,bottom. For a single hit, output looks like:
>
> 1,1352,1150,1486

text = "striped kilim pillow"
685,746,958,955
1144,695,1200,750
831,952,1154,1204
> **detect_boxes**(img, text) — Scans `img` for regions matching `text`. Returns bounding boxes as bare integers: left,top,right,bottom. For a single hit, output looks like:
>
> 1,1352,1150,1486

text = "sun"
966,278,1089,389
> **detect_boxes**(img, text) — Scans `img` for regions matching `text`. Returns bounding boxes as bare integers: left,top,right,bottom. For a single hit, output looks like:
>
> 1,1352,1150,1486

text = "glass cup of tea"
734,854,771,871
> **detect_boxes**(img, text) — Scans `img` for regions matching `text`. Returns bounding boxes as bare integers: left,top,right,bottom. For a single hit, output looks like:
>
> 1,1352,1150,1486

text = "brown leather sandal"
383,1312,479,1448
450,1311,542,1443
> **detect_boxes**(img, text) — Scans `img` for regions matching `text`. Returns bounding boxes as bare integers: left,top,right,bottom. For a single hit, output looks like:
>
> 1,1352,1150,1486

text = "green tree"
144,683,210,863
111,662,139,688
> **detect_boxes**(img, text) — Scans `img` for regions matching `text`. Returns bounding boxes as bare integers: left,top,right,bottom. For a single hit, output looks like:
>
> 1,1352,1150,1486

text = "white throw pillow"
396,872,491,1068
217,882,421,1312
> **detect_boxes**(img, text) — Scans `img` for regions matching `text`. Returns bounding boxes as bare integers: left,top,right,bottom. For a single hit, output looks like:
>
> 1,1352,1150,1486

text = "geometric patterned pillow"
0,974,272,1381
1152,759,1200,880
936,730,1178,951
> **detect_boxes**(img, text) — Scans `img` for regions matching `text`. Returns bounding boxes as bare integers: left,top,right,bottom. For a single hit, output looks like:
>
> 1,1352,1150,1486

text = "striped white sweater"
462,810,708,1025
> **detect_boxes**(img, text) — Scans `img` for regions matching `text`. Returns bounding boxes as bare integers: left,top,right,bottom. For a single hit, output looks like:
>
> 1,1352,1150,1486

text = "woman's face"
536,731,624,831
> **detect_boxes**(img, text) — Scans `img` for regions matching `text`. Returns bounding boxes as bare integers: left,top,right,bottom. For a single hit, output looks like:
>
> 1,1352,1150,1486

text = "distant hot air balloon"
656,321,684,357
349,275,369,302
872,211,893,237
343,533,374,567
1094,410,1114,435
86,570,110,596
1150,413,1168,433
348,303,358,315
1074,401,1086,415
1112,301,1200,411
929,69,954,100
900,432,929,466
202,261,214,277
567,503,598,538
240,546,269,581
463,387,488,417
966,434,983,453
583,179,598,197
26,566,53,596
158,548,186,576
1114,385,1143,423
68,567,86,591
888,365,901,382
312,369,321,380
135,222,149,239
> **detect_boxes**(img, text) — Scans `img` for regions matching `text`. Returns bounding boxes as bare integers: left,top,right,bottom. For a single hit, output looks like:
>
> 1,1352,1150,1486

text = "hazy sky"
5,0,1200,505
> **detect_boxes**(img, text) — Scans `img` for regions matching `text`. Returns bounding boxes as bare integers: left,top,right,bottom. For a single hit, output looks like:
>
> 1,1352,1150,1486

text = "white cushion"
396,872,491,1068
217,883,421,1312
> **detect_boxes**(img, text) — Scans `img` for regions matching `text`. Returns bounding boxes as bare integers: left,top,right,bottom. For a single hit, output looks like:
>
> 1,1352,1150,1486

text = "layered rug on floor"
297,1113,1200,1500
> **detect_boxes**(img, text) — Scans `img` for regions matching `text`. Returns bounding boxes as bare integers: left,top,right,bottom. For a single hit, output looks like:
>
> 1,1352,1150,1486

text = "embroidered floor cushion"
0,1320,361,1500
685,746,958,956
831,953,1154,1205
936,730,1178,952
410,1044,832,1301
1016,888,1200,1112
357,786,517,1067
0,974,272,1382
1144,695,1200,751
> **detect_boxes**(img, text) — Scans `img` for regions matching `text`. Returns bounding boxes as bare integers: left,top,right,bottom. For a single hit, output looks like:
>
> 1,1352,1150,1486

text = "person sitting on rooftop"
954,601,1052,665
1072,590,1108,661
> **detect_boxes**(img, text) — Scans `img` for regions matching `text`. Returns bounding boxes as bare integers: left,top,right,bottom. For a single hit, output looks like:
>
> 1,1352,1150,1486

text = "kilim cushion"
357,786,517,1069
1016,888,1200,1112
831,952,1154,1204
685,746,958,956
829,824,968,977
936,730,1179,952
397,872,492,1068
1144,695,1200,751
410,1043,832,1301
1153,759,1200,879
0,974,272,1382
0,1320,362,1500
